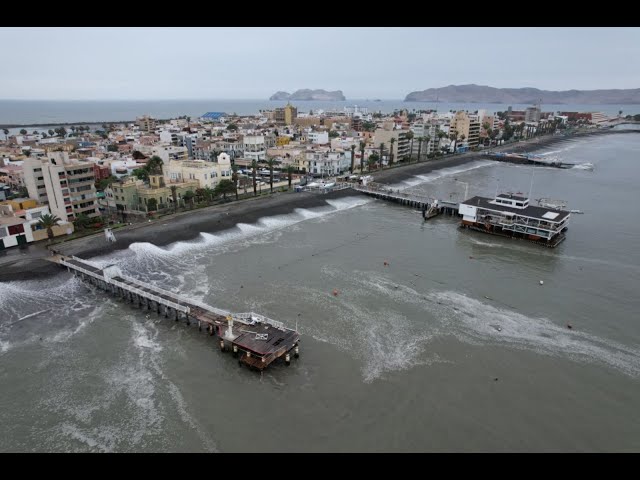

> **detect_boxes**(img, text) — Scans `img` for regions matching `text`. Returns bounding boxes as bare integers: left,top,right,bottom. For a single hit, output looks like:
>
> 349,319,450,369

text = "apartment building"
24,152,100,222
373,128,411,162
136,115,157,133
449,111,480,149
275,103,297,125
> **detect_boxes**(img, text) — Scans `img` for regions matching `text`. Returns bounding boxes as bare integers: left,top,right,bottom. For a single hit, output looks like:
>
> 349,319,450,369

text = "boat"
569,209,584,214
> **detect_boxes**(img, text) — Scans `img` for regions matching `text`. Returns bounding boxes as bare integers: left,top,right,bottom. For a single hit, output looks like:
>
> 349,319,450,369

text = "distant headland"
269,89,346,101
404,84,640,105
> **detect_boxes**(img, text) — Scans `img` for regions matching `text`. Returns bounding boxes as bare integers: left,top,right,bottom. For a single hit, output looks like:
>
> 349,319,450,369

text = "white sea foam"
299,266,640,382
124,196,370,260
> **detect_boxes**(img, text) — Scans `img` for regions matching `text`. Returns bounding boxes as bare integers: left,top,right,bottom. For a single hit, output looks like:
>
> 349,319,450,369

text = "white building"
110,159,140,178
308,131,329,145
242,135,266,162
305,149,349,176
151,145,189,163
163,153,232,189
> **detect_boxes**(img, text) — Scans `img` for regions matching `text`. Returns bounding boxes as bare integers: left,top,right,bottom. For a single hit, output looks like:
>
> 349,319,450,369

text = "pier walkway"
49,254,300,370
345,182,460,219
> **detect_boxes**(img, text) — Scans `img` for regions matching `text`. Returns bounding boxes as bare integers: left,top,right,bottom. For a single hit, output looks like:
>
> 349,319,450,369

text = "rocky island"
404,84,640,105
269,89,346,101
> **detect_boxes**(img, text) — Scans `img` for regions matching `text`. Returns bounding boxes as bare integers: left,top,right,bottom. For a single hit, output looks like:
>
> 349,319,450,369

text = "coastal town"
0,103,631,251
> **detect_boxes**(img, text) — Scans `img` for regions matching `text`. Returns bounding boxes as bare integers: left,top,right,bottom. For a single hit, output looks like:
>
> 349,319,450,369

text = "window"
0,227,7,238
8,224,25,235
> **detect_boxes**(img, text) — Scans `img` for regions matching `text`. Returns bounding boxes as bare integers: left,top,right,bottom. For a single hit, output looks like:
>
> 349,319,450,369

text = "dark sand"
1,128,628,282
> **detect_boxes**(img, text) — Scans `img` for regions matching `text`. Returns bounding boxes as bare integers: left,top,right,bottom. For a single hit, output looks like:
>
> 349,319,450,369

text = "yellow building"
275,103,298,125
276,136,291,146
1,198,38,211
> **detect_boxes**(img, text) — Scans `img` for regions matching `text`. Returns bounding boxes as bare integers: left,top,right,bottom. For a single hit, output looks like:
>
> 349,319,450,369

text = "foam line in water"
125,196,370,259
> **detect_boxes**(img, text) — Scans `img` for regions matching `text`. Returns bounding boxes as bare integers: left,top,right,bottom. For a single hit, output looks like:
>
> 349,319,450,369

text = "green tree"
48,129,54,136
416,136,423,164
449,131,458,153
97,175,117,190
286,164,295,189
37,213,61,242
367,152,379,171
73,213,91,231
215,179,236,200
2,128,9,137
405,130,414,162
19,129,27,135
147,198,158,211
22,149,31,157
359,141,366,172
145,155,164,174
42,133,48,139
203,186,215,204
107,144,119,152
226,123,238,131
328,130,340,138
132,168,149,182
33,130,39,135
183,190,195,209
378,143,385,169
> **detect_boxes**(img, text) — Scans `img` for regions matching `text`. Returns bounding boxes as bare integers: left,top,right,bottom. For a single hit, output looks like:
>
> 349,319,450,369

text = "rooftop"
463,196,570,223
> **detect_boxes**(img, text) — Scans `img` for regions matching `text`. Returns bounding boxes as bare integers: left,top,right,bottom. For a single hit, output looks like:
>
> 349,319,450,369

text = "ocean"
0,99,636,129
0,132,639,451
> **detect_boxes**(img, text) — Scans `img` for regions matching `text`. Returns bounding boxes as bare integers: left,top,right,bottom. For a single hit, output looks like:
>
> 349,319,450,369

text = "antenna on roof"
527,167,535,200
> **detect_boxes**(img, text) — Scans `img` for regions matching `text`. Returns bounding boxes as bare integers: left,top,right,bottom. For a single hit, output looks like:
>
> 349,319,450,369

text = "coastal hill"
404,84,640,104
269,89,346,101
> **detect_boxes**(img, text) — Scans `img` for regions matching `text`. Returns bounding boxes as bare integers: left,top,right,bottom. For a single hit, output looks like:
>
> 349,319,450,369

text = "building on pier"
458,193,571,247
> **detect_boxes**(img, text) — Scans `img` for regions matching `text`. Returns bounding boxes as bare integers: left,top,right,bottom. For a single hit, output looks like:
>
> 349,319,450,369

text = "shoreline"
0,128,631,283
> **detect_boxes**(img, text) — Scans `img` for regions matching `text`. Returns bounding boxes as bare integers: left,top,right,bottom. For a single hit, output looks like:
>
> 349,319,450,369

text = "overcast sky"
1,27,638,100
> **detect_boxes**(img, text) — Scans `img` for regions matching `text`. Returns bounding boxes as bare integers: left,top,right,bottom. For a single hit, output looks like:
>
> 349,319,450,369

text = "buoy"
567,324,573,330
497,327,502,332
494,377,499,381
383,261,389,266
469,256,474,259
332,289,339,296
539,280,544,285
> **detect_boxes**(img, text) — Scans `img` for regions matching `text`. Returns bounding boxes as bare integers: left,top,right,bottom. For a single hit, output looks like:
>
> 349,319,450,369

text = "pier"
481,152,575,168
347,182,460,219
48,254,300,370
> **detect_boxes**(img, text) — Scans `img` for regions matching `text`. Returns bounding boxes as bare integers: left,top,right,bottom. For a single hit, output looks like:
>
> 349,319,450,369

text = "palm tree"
2,128,9,138
423,135,431,161
203,186,215,204
231,164,239,201
449,131,458,153
48,129,54,137
359,141,366,173
37,213,61,243
416,137,423,163
350,144,356,173
459,134,466,150
405,131,414,162
482,122,491,145
265,157,279,193
389,138,396,166
367,153,379,172
170,185,178,213
286,165,295,189
378,143,385,170
251,159,258,196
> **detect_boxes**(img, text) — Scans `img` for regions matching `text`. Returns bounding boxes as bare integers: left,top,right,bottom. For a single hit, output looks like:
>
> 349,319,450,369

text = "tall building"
136,115,157,133
24,152,100,222
449,111,480,149
275,103,298,125
525,107,541,123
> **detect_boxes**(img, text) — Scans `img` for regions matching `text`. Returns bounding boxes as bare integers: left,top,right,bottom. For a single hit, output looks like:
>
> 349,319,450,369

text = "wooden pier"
48,254,300,371
348,182,460,220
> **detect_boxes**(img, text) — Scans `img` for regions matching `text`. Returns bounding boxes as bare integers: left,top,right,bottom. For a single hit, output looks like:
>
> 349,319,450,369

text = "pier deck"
48,254,300,371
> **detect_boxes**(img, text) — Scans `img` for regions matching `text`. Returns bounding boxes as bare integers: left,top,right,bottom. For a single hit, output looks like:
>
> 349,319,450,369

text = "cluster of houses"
0,103,613,250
